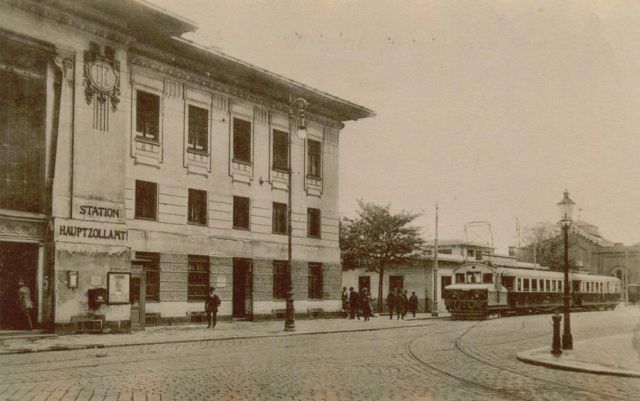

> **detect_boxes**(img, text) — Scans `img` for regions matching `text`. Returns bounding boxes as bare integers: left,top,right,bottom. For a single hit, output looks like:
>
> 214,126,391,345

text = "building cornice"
2,0,133,44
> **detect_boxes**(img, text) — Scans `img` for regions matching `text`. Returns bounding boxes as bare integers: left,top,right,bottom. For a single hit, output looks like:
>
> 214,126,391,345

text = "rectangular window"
438,249,453,255
135,252,160,302
307,208,321,238
516,278,522,292
188,105,208,152
482,273,493,284
273,260,290,299
307,139,321,178
531,279,538,292
233,117,251,163
272,202,288,234
546,279,551,292
232,196,250,230
188,188,207,225
188,255,209,301
136,90,159,141
308,263,323,299
272,129,289,171
552,280,557,292
523,278,530,292
0,68,46,213
135,180,157,220
558,280,562,292
455,273,465,284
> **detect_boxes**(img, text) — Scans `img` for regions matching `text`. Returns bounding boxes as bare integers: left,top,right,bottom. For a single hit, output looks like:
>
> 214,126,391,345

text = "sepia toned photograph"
0,1,639,400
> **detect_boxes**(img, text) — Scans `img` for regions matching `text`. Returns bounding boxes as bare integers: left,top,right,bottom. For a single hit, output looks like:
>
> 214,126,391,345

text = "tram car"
442,263,622,320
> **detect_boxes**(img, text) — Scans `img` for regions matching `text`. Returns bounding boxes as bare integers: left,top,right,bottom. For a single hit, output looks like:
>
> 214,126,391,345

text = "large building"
511,221,639,303
0,0,373,332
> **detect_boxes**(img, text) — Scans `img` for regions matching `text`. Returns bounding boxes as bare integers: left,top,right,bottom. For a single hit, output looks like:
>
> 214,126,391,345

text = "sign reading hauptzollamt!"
54,218,128,246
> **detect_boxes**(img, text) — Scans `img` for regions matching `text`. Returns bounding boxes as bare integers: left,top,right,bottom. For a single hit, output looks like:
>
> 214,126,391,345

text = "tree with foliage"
340,201,425,312
522,222,577,272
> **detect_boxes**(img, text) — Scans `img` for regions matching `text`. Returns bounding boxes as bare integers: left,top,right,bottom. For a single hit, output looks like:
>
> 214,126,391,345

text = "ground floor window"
308,263,323,299
188,255,209,301
273,260,289,299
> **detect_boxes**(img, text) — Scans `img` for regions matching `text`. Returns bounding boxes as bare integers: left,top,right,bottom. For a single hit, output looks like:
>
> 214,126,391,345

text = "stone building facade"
512,221,639,304
0,0,373,332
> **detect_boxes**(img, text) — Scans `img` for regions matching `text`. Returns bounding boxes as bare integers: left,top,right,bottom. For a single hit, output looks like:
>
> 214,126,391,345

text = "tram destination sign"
54,218,128,246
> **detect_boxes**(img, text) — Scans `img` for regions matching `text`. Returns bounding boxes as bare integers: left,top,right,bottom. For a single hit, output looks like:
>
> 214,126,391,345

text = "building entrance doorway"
232,258,253,319
0,241,39,330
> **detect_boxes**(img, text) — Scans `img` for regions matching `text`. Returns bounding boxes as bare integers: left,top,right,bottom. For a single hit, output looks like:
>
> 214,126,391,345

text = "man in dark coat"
397,289,408,320
205,287,221,328
348,287,360,320
386,289,397,320
408,291,419,317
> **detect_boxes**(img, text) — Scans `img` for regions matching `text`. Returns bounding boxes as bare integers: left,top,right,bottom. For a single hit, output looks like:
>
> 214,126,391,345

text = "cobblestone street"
0,311,638,401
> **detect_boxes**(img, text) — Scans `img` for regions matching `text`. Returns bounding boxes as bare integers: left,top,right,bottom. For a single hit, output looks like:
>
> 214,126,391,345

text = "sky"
151,0,640,252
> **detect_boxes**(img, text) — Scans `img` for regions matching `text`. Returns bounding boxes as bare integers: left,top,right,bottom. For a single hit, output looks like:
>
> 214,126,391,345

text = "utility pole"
431,202,439,317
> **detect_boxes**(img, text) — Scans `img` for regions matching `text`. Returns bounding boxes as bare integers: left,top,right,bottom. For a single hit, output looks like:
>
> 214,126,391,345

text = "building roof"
424,239,493,249
61,0,375,123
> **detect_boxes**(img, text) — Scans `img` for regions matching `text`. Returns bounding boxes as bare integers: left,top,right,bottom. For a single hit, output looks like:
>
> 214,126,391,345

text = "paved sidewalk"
0,313,445,355
518,305,640,377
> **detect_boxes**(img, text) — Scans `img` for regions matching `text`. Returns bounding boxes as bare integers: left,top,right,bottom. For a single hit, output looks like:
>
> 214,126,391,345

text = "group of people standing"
342,287,373,321
386,288,418,320
342,286,419,321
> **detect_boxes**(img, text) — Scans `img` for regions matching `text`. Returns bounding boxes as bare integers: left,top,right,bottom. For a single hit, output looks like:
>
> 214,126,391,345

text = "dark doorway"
389,275,404,294
0,241,39,329
233,258,253,319
358,276,370,295
130,264,145,331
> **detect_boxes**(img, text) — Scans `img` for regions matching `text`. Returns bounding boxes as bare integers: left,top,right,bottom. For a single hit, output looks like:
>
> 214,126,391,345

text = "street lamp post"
285,96,309,332
431,203,439,317
557,190,575,350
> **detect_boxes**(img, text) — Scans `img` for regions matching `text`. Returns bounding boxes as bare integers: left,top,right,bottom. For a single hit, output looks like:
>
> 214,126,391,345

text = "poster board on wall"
108,272,130,304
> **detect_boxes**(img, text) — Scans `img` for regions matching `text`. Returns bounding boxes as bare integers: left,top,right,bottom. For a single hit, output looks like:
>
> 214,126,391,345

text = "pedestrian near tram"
349,287,361,320
341,287,349,318
386,288,397,320
408,291,419,317
397,289,408,320
361,287,372,321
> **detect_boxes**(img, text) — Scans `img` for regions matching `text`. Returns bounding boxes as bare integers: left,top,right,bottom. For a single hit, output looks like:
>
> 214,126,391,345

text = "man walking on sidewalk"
348,287,361,320
205,287,221,328
386,289,397,320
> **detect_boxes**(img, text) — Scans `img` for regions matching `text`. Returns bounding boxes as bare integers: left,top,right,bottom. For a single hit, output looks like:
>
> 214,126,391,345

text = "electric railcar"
442,263,622,320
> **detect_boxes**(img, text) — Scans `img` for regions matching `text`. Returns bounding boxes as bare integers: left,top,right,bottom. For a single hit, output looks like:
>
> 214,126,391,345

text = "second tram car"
443,263,621,320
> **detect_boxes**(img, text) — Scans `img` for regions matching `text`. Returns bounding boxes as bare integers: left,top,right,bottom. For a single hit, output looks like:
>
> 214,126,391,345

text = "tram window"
531,279,537,291
455,273,464,284
523,278,530,291
482,273,493,284
558,281,562,292
516,278,521,292
546,280,551,292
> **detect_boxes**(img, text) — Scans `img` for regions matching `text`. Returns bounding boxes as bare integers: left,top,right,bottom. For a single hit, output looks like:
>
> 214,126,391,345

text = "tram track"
454,320,637,401
405,318,636,401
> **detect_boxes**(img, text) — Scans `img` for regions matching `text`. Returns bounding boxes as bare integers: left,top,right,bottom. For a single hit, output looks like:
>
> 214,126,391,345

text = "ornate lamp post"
285,96,309,332
557,190,575,350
